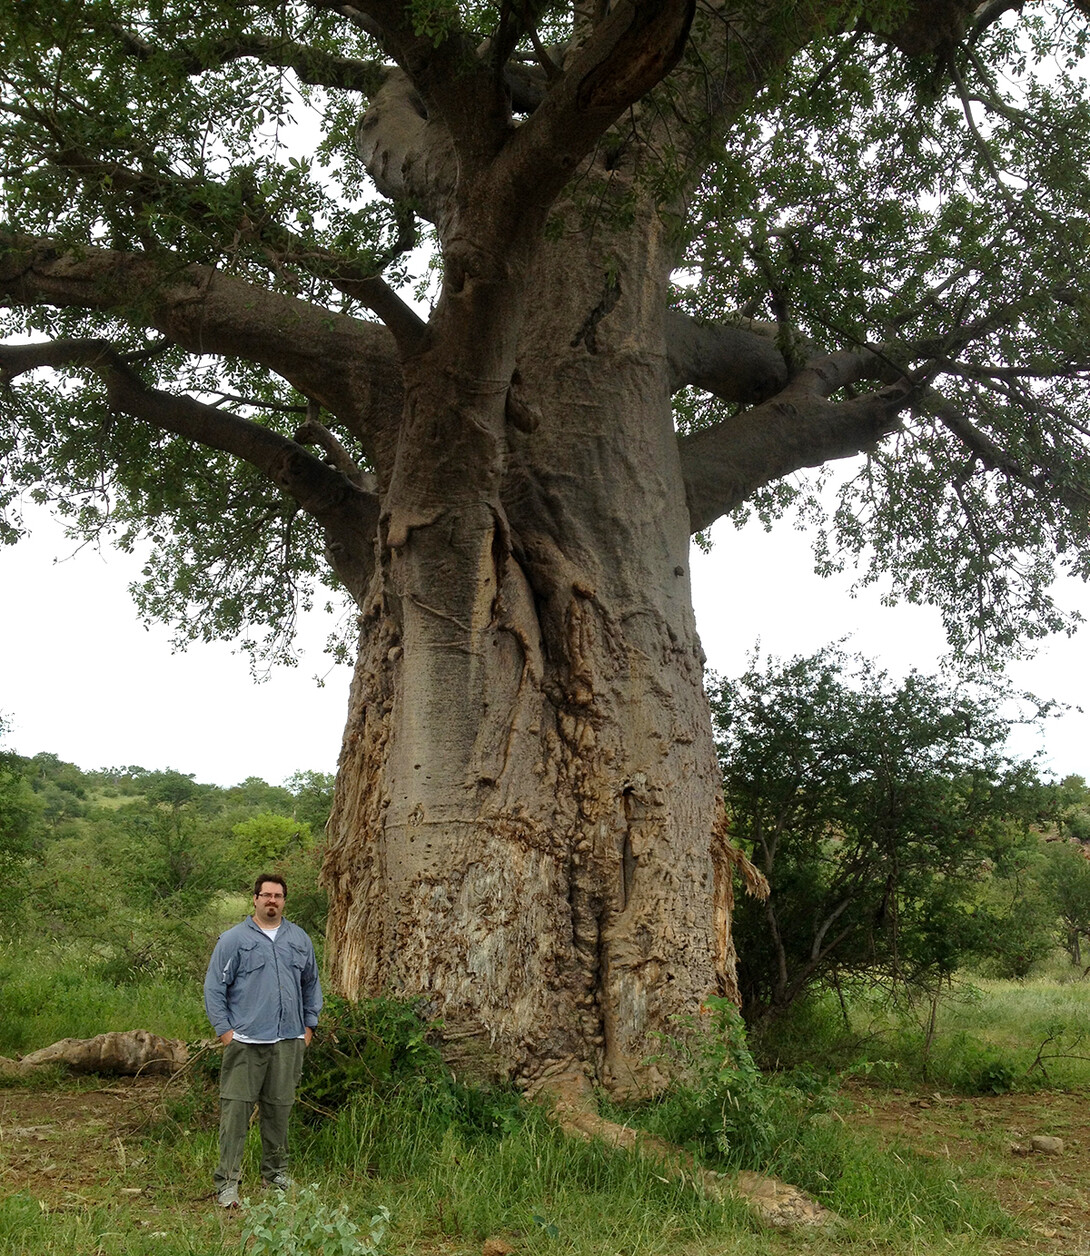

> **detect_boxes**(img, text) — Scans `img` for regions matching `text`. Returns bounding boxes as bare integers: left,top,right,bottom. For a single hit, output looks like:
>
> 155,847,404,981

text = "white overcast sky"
2,494,1088,788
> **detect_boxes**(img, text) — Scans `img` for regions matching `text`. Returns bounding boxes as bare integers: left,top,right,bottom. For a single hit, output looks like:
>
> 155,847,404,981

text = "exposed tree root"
539,1071,838,1231
0,1031,188,1078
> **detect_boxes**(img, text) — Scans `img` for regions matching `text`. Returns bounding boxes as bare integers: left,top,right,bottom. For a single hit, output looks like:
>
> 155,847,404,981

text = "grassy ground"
755,961,1090,1094
0,1072,1044,1256
2,957,1090,1254
952,969,1090,1089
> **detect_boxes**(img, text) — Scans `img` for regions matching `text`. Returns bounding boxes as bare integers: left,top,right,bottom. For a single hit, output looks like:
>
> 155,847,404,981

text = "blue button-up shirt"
204,915,322,1042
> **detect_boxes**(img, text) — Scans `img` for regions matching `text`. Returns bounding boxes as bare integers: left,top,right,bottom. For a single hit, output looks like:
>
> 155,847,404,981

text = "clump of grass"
0,945,206,1055
824,1130,1018,1239
292,1083,756,1252
288,1069,1016,1252
594,996,1014,1243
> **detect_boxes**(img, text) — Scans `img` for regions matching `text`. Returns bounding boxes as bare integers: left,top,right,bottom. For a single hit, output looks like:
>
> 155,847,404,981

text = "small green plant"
530,1212,561,1239
241,1184,390,1256
633,995,840,1171
973,1059,1018,1094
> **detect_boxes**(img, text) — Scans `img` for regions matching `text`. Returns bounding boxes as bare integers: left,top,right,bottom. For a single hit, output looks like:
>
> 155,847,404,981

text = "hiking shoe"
216,1183,241,1209
263,1173,294,1191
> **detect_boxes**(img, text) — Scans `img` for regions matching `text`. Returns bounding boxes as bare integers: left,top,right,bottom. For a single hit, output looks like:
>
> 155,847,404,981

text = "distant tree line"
0,722,333,983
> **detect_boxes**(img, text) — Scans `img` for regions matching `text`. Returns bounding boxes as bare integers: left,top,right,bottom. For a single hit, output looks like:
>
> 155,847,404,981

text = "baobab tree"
2,0,1089,1097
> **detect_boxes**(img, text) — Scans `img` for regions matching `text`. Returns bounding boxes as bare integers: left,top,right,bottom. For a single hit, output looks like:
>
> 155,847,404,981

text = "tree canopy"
1,1,1089,660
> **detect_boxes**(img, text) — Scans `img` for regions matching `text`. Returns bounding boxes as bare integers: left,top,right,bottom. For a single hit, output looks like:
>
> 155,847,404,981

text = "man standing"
204,873,322,1209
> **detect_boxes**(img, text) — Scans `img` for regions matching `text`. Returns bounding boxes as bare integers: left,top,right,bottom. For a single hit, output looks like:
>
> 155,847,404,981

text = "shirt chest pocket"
287,943,309,972
236,942,267,977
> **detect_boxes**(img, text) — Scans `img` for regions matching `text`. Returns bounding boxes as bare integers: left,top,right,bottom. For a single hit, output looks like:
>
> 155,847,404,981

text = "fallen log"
0,1030,188,1077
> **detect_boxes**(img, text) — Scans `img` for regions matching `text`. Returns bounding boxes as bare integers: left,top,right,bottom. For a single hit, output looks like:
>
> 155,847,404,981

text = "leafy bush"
713,649,1045,1024
275,843,329,943
299,995,447,1117
618,995,842,1172
972,866,1055,980
242,1184,390,1256
232,812,313,865
1038,838,1090,964
297,994,530,1145
969,1059,1018,1094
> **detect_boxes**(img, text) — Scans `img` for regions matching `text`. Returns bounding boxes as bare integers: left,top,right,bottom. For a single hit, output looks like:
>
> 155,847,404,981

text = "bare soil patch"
844,1082,1090,1255
0,1076,216,1219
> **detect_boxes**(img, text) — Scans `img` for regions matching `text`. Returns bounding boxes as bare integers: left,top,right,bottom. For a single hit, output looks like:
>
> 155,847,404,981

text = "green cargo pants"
214,1038,306,1189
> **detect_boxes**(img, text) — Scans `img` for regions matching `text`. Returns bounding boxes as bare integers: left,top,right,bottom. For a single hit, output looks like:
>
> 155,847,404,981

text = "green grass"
753,960,1090,1093
126,1077,1016,1256
1,1019,1023,1256
0,947,208,1056
0,1192,236,1256
2,943,1083,1255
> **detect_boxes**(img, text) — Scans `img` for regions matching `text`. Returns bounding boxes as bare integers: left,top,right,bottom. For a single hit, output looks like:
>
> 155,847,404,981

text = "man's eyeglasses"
256,893,285,900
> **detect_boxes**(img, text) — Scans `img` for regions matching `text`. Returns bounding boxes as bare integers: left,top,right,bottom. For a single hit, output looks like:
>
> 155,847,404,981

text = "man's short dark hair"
253,873,287,898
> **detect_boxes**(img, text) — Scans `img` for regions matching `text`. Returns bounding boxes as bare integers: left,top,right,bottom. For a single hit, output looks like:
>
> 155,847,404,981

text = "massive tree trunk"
323,199,737,1094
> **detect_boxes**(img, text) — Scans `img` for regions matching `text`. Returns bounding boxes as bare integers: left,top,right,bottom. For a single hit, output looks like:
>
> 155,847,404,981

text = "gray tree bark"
322,189,743,1093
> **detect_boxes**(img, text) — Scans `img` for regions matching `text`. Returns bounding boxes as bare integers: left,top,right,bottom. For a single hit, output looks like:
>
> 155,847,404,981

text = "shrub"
242,1184,390,1256
713,649,1045,1024
618,995,842,1173
299,995,446,1117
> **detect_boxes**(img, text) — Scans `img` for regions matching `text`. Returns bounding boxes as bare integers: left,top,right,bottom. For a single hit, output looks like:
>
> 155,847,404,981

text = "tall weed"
613,995,842,1174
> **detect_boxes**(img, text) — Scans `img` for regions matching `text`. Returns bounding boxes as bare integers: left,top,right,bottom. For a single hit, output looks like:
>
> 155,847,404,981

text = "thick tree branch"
859,0,978,58
0,338,379,602
350,0,696,235
108,22,385,94
497,0,695,208
354,70,458,225
969,1,1023,44
0,231,404,466
314,0,510,178
664,310,788,404
679,371,915,533
312,2,384,41
22,132,426,355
